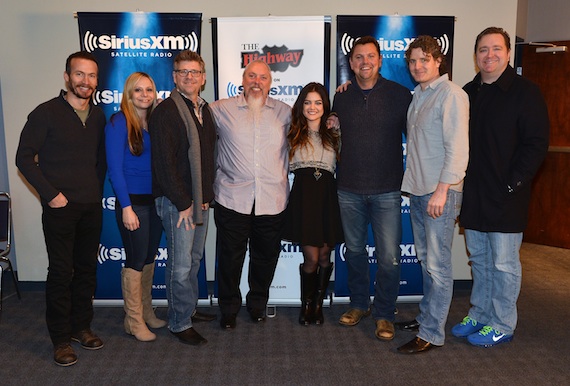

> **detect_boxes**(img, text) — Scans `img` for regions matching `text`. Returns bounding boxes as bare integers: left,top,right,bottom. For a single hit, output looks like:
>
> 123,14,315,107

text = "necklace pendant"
313,169,322,181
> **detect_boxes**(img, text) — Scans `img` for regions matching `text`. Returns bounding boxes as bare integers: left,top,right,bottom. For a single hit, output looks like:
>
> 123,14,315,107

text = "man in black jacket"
451,27,549,347
16,51,107,366
149,50,217,346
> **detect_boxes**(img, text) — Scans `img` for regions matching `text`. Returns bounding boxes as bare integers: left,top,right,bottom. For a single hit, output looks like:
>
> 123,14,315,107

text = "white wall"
517,0,529,40
526,0,570,41
0,0,518,281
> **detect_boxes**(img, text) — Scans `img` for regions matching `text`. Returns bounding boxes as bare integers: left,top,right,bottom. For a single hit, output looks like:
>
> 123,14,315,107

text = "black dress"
283,166,344,247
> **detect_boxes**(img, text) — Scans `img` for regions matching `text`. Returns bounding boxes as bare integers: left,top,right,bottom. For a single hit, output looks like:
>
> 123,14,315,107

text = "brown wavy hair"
288,82,340,161
405,35,448,76
120,72,157,156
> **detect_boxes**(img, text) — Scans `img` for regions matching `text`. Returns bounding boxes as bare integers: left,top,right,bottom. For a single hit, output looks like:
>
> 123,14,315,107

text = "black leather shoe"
53,343,77,367
220,313,237,329
171,327,207,346
397,337,439,354
71,329,104,350
192,310,217,323
249,309,266,323
395,319,420,332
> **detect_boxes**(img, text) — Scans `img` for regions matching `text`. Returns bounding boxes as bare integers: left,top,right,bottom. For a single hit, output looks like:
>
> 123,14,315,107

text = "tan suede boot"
122,268,156,342
141,263,167,328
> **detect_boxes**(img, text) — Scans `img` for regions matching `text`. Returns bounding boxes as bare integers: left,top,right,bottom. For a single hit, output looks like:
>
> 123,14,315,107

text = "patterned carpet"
0,242,568,385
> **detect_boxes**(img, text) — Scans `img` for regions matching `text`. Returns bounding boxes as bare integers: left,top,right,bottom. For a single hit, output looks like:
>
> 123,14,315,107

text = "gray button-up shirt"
210,94,291,215
401,74,469,196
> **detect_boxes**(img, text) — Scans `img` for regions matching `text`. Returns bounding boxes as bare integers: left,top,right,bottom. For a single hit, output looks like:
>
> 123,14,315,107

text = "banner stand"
331,295,423,304
94,297,213,307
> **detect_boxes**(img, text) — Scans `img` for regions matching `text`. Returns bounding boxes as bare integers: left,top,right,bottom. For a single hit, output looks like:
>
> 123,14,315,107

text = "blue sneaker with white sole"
467,325,513,347
451,316,484,338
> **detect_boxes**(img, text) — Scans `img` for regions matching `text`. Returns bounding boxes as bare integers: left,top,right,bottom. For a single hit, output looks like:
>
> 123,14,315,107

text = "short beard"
66,80,93,100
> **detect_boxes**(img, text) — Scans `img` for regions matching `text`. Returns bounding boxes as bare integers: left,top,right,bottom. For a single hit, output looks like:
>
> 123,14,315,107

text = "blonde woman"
106,72,164,341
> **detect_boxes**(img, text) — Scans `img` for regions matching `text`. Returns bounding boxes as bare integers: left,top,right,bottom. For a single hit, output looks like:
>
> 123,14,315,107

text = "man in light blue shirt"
395,35,469,354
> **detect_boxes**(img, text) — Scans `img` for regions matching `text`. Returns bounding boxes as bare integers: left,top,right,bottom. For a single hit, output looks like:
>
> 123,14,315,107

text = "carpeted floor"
0,242,568,385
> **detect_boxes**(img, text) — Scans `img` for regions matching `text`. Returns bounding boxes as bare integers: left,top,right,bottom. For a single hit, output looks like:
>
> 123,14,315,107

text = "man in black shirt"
16,51,107,366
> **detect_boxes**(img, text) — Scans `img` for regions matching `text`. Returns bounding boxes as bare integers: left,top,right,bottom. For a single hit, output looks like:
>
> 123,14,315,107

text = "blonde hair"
120,72,157,156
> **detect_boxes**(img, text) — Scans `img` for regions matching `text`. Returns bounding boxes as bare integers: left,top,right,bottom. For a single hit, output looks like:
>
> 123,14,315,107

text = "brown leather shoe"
53,343,77,367
71,329,104,350
397,337,440,354
339,308,371,326
375,319,395,341
171,327,208,346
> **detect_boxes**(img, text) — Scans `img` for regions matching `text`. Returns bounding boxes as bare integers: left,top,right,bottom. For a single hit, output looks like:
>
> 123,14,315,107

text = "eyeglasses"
174,69,203,77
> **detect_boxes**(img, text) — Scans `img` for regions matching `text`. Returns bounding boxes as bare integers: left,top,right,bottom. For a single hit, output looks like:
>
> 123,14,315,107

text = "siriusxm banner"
212,16,331,304
334,15,456,299
77,12,208,302
337,15,455,88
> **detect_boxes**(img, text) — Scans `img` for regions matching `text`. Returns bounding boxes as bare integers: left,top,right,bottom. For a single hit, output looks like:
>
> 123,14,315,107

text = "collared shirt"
210,94,291,216
402,74,469,196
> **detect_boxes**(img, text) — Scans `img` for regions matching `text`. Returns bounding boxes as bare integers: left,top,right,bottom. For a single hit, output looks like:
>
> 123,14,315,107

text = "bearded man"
16,51,106,366
209,60,291,329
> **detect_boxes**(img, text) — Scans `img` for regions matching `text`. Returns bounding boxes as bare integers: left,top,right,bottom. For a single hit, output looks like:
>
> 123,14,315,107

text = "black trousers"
42,202,102,346
214,204,285,314
115,199,163,271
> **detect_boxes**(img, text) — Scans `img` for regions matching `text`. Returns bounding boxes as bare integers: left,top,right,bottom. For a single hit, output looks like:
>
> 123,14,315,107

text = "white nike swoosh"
492,334,505,342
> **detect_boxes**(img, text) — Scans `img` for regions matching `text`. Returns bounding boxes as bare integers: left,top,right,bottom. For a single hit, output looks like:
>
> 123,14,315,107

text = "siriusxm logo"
83,31,199,53
337,243,416,262
93,89,171,106
281,241,302,254
226,82,303,98
102,196,116,210
98,245,125,264
226,83,243,97
340,33,451,56
98,245,168,265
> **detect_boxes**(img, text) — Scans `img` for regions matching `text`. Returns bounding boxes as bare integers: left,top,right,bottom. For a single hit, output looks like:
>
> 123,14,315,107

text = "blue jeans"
338,190,401,321
155,197,209,333
411,190,461,346
465,230,523,335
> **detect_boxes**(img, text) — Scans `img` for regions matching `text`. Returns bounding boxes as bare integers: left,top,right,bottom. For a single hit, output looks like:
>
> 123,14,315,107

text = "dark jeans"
214,204,285,314
115,199,163,271
42,202,102,346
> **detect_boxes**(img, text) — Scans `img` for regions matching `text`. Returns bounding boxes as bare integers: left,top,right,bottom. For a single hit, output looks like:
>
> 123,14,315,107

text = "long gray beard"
246,94,264,123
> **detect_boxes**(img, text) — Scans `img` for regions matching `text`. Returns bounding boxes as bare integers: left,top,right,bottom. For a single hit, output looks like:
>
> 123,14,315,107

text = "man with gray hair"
150,50,217,346
210,60,291,330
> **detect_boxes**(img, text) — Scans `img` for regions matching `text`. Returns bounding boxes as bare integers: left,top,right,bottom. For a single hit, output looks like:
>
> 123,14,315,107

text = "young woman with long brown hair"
283,82,343,325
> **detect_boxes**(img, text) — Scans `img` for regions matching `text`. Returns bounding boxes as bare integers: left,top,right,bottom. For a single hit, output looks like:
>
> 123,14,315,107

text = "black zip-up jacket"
16,90,107,204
